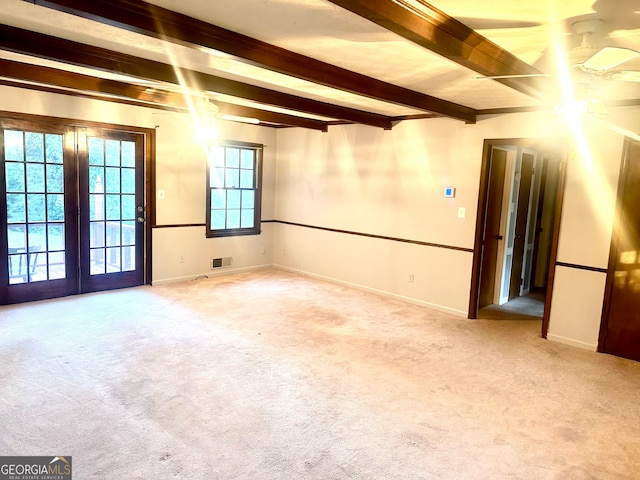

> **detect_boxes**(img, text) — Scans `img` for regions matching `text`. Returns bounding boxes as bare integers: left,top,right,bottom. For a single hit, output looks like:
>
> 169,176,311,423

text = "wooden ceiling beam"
326,0,550,99
0,58,330,131
217,105,329,132
0,24,390,129
26,0,477,123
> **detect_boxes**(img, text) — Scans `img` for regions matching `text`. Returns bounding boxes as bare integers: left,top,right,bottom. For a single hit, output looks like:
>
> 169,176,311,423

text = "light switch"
457,207,466,219
158,189,165,199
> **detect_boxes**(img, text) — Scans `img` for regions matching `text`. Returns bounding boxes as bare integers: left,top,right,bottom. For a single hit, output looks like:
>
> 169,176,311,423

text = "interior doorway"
469,139,565,327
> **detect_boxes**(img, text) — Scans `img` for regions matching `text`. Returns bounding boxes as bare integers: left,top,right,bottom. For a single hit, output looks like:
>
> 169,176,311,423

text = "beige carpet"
0,268,639,479
478,291,545,320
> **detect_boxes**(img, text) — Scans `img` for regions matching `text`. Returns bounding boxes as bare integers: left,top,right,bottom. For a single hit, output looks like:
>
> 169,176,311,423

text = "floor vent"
211,257,233,269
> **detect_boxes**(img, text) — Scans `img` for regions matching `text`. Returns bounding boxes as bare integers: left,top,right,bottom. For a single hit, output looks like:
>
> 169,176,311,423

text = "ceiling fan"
477,18,640,83
474,15,640,115
567,19,640,82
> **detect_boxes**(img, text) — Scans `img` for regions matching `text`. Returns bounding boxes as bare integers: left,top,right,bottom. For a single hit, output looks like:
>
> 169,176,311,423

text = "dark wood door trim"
0,111,154,304
469,140,495,319
0,129,9,305
529,157,548,288
478,148,507,309
540,152,568,338
469,138,567,331
598,138,634,352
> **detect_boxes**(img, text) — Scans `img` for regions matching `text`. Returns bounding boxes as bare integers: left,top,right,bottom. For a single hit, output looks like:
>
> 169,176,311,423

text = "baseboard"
273,264,467,318
151,264,272,286
546,333,597,351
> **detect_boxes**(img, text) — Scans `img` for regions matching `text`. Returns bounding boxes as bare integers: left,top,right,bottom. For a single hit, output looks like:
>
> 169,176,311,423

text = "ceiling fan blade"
582,47,640,73
473,73,550,80
457,18,541,30
606,70,640,82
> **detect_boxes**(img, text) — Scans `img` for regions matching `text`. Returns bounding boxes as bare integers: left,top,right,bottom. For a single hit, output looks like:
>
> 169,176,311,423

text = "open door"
470,138,565,329
600,138,640,361
509,151,535,300
478,147,507,309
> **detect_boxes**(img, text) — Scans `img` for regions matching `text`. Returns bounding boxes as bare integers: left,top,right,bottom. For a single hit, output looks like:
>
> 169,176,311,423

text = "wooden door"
478,148,507,308
1,120,147,305
520,156,542,295
509,152,534,299
78,128,145,293
0,122,79,304
600,139,640,361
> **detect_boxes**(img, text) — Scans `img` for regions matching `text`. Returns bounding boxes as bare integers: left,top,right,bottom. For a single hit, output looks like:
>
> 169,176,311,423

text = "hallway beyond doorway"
477,289,545,321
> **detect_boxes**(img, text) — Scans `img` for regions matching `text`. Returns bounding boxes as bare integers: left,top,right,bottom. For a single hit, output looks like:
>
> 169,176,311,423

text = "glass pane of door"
80,129,144,293
87,137,137,276
2,122,146,305
4,130,66,284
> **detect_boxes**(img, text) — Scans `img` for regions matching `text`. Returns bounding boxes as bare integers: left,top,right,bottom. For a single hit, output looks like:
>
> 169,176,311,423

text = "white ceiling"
1,0,640,125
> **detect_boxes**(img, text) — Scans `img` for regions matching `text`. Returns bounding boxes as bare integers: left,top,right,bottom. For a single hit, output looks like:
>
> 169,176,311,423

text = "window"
206,141,262,237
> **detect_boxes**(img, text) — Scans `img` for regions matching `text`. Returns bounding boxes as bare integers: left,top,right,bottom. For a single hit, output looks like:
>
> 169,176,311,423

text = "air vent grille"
211,257,233,269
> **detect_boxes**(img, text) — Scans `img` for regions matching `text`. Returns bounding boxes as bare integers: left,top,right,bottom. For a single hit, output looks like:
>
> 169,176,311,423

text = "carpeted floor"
0,268,639,479
478,290,545,320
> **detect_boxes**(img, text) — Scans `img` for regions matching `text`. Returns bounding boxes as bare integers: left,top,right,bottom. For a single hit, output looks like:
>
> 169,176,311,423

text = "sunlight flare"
547,4,618,236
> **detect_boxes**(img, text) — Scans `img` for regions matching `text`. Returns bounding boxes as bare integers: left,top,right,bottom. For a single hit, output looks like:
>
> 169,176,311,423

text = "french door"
0,119,147,304
79,128,145,293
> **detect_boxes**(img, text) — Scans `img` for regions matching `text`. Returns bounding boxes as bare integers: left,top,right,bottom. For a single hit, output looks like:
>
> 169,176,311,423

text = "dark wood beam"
0,78,188,114
0,58,330,131
216,105,329,132
326,0,550,99
0,24,391,129
27,0,477,123
476,106,547,116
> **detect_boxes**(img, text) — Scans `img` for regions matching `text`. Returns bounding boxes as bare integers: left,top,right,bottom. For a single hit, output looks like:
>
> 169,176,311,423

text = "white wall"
547,266,607,349
546,111,638,350
273,110,640,350
4,84,640,351
152,111,276,283
273,113,567,316
0,85,277,285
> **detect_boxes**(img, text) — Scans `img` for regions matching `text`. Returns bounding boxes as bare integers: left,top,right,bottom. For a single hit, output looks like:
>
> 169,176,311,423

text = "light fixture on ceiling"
196,98,220,145
221,114,260,125
554,82,610,118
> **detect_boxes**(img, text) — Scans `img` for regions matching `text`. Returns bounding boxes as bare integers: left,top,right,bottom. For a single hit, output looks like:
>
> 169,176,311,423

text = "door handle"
137,216,145,223
494,235,503,240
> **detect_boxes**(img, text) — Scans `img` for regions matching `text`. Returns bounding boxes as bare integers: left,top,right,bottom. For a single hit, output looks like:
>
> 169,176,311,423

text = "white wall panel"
274,223,472,316
547,266,607,350
5,84,640,352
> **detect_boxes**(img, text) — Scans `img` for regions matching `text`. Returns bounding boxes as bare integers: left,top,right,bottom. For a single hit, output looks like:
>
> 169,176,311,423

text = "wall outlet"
261,246,266,254
179,255,184,263
408,274,415,283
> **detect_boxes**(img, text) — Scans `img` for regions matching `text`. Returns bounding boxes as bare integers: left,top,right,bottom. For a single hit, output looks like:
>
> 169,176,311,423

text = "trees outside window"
206,141,263,238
